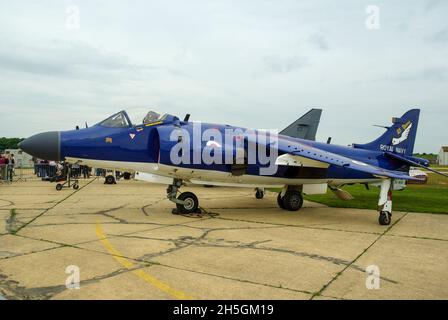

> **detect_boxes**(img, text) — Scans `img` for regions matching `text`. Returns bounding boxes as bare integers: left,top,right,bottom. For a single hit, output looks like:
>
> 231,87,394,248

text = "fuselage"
56,114,401,187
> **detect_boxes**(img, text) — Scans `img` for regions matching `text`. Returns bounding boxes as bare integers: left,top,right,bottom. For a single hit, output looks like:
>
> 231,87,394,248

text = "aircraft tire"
105,175,116,185
379,211,391,225
277,193,286,209
56,183,63,191
255,190,264,199
283,190,303,211
176,192,199,214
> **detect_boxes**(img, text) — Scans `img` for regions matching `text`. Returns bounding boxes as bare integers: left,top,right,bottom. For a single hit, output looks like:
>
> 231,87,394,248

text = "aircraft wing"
269,140,423,181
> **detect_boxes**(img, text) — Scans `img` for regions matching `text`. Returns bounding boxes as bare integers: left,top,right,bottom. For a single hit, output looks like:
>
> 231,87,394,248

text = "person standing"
49,160,57,177
0,154,6,181
8,154,15,181
72,163,80,178
82,165,90,179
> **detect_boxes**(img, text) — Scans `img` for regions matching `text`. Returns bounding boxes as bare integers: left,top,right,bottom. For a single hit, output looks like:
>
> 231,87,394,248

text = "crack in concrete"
387,233,448,242
212,214,386,236
0,251,17,259
89,205,129,224
141,198,167,216
13,179,97,234
0,199,15,208
0,267,136,300
0,244,67,261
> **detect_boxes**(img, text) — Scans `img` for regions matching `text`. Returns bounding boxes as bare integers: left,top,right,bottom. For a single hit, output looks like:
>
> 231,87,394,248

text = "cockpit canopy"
98,108,167,128
99,112,130,128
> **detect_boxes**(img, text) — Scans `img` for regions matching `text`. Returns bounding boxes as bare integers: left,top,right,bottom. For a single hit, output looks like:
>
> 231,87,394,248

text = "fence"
1,164,116,183
34,164,57,178
0,164,9,183
0,165,38,183
34,164,95,179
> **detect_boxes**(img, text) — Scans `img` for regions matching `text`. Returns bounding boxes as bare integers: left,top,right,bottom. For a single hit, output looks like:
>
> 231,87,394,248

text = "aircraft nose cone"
19,131,61,161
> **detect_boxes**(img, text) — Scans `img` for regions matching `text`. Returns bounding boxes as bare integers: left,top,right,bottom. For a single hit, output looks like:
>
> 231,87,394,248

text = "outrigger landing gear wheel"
282,190,303,211
277,193,286,209
176,192,199,214
255,189,264,199
379,211,391,225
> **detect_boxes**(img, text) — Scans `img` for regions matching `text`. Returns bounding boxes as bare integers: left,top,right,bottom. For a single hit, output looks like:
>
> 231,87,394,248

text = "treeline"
0,137,25,151
413,153,438,164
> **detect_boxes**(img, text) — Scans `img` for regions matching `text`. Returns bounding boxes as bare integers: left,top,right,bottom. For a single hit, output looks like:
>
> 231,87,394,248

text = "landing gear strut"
378,179,393,225
277,186,303,211
167,179,200,215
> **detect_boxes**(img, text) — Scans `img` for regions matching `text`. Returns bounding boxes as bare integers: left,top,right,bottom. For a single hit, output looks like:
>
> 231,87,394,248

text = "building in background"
438,146,448,165
4,149,34,168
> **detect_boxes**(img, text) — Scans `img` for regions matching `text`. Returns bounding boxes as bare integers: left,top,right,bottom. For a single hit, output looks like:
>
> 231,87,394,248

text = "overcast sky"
0,0,446,153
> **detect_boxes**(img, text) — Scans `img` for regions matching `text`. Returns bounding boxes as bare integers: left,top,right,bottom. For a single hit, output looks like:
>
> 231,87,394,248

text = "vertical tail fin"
353,109,420,156
280,108,322,140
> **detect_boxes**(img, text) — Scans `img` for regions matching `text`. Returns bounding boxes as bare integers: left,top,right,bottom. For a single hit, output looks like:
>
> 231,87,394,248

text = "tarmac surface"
0,177,447,300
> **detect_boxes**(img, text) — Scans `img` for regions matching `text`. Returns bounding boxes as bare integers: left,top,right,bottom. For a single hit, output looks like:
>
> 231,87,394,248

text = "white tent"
438,147,448,165
4,149,34,168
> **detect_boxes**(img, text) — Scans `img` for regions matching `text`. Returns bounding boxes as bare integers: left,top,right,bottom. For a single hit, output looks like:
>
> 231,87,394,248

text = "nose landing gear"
176,192,199,214
167,179,201,215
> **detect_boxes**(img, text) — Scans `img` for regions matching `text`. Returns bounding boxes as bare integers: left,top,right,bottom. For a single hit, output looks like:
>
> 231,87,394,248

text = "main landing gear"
277,186,304,211
167,179,200,215
378,179,393,226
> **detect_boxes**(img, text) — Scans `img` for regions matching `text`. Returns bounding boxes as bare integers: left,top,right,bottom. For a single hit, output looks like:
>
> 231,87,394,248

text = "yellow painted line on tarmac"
95,223,193,300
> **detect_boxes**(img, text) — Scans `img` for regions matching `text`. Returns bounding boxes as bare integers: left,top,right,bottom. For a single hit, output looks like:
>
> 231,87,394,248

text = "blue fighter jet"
19,108,447,225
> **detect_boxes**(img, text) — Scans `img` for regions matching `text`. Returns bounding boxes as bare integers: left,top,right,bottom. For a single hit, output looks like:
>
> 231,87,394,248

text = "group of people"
35,160,59,178
0,154,16,181
1,154,110,183
0,153,15,182
34,161,92,179
71,163,92,179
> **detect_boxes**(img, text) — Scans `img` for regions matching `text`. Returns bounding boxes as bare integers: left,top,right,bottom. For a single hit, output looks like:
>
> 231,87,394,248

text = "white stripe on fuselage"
65,157,380,188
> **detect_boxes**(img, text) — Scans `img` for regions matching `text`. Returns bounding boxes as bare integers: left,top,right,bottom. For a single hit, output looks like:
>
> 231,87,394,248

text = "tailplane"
353,109,420,156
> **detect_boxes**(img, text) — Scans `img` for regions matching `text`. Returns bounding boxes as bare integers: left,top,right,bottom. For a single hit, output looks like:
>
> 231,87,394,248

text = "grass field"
304,184,448,214
271,171,448,214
